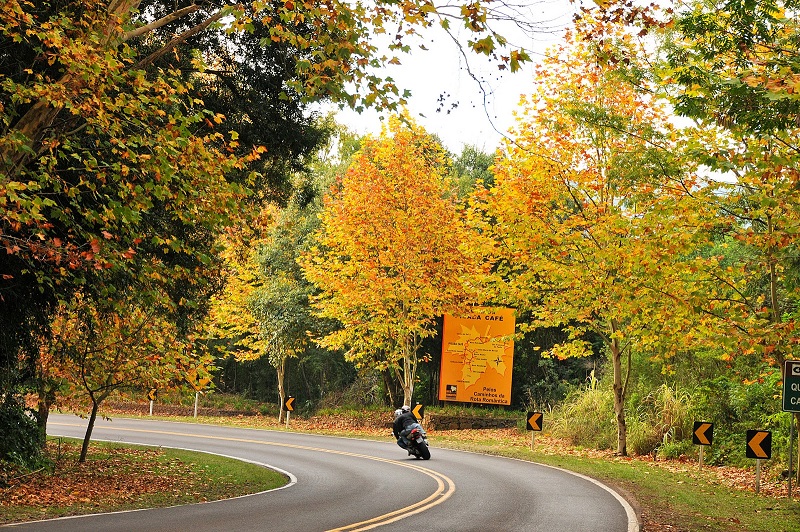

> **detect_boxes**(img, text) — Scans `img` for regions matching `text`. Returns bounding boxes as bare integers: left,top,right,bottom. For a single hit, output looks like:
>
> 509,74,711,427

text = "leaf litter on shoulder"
1,440,247,524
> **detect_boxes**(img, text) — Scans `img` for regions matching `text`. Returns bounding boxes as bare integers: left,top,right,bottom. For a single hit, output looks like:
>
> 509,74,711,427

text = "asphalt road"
7,414,638,531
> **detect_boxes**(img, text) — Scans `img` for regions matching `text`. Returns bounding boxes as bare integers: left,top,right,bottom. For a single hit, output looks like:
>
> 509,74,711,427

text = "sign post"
185,368,212,418
526,412,543,450
782,359,800,499
790,419,796,501
746,430,772,494
692,421,714,466
147,388,157,416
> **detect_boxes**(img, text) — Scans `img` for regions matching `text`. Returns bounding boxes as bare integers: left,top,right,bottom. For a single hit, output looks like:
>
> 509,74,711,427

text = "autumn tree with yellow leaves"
301,115,485,406
473,23,705,456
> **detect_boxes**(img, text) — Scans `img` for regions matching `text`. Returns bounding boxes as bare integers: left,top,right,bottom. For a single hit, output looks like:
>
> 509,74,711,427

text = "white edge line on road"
4,436,298,527
533,461,640,532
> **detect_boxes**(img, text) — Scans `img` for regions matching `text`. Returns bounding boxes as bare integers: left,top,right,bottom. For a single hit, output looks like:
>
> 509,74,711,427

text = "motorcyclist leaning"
393,405,421,453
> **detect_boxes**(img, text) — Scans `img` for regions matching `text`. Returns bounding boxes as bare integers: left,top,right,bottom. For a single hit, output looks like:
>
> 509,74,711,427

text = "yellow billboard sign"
438,308,515,405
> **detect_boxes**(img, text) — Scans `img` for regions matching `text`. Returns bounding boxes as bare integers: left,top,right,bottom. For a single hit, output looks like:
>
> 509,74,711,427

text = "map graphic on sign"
438,308,515,405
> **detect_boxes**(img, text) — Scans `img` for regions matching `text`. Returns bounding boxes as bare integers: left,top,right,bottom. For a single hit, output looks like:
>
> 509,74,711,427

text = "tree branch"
134,7,231,70
123,4,203,41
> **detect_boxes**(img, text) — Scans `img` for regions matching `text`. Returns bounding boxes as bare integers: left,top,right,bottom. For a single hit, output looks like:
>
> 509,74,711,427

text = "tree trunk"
402,357,414,407
610,338,627,456
79,396,100,463
35,372,57,448
382,370,396,407
276,355,287,423
396,353,415,407
1,102,63,175
35,392,54,448
398,332,419,407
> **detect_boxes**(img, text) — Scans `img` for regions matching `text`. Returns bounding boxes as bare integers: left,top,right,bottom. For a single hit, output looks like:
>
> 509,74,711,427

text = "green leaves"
662,0,800,134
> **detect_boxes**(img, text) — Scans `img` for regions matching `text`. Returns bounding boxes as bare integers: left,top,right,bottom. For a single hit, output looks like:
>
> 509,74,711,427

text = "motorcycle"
405,425,431,460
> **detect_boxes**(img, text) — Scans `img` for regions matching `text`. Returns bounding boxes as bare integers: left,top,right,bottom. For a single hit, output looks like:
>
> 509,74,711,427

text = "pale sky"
333,1,577,155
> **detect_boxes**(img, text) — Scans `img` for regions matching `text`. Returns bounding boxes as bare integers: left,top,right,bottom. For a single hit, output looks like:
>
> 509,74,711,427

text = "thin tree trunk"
79,395,100,463
383,370,396,407
276,355,286,423
610,337,627,456
35,392,54,448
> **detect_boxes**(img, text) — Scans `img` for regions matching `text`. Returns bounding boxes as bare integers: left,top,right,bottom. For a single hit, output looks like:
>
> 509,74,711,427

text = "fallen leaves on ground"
1,442,209,524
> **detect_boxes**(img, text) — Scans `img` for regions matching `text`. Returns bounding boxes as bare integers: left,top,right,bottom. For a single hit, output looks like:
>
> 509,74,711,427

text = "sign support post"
185,368,211,418
790,418,794,500
146,389,157,416
755,459,762,494
284,396,295,429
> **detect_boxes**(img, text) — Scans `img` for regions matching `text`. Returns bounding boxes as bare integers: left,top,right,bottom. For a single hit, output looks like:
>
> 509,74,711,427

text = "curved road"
8,414,638,531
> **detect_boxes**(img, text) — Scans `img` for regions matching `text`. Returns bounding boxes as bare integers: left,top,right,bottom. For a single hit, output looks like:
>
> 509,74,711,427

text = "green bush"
0,396,43,468
692,369,787,467
627,418,664,455
657,438,695,460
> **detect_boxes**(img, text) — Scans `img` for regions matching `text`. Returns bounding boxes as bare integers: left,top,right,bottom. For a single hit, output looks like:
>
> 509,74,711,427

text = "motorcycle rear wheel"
416,442,431,460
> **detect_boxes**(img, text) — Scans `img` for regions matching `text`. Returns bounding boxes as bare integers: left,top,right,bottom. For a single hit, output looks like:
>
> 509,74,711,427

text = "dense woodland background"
2,0,800,476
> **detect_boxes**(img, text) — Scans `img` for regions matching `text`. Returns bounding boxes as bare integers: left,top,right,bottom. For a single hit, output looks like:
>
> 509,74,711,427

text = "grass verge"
0,438,288,525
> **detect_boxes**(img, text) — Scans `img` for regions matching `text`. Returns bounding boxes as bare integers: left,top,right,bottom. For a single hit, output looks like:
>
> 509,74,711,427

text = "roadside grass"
0,438,287,525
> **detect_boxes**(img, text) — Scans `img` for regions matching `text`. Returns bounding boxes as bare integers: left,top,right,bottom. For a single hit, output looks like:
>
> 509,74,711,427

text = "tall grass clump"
627,384,694,456
550,381,616,450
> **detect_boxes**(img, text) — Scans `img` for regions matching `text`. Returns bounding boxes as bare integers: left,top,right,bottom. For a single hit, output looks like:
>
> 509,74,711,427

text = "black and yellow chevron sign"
746,430,771,459
526,412,543,431
284,396,295,412
185,368,212,391
692,422,713,446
